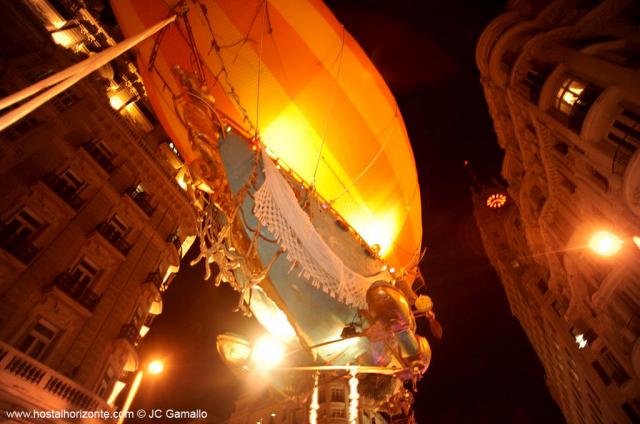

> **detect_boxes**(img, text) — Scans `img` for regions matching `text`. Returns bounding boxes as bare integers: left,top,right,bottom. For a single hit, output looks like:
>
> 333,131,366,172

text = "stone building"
228,376,389,424
474,0,640,423
0,0,195,419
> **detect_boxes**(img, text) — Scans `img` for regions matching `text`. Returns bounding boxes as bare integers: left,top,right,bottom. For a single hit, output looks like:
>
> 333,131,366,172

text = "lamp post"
116,359,164,424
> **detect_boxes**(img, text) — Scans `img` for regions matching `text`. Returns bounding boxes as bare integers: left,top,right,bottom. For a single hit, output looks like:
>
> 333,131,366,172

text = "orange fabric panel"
110,0,422,270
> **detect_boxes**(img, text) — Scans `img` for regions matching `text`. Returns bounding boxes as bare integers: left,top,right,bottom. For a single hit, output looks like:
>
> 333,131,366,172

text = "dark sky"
133,1,565,423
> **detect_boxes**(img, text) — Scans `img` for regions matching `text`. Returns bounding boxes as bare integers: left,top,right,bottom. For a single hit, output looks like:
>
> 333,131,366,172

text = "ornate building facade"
228,376,389,424
474,0,640,423
0,0,196,420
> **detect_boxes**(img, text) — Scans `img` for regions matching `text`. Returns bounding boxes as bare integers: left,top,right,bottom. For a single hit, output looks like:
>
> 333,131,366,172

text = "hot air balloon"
110,0,436,417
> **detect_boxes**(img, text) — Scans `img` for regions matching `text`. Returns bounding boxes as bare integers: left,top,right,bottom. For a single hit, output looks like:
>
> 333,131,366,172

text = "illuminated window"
19,318,59,360
556,78,587,115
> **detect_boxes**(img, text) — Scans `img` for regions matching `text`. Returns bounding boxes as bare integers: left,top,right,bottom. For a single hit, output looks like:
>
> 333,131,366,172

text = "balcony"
118,324,141,347
0,224,39,264
42,173,84,210
52,273,100,311
82,142,115,173
125,187,155,217
0,340,113,414
96,222,131,255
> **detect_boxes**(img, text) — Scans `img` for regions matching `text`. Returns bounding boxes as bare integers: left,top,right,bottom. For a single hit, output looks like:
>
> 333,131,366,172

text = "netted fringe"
253,150,375,309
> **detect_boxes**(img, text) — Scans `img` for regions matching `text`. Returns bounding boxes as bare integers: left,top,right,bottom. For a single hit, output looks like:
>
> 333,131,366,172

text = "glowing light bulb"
251,336,285,370
588,231,622,257
147,360,164,375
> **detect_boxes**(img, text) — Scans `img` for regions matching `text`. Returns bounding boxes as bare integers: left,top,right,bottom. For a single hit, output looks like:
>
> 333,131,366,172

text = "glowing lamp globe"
588,231,622,257
147,360,164,375
251,336,285,370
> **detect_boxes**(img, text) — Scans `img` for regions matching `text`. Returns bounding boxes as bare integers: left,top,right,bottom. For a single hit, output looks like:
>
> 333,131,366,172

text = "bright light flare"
147,360,164,375
588,231,622,257
633,236,640,250
251,336,285,370
575,334,587,350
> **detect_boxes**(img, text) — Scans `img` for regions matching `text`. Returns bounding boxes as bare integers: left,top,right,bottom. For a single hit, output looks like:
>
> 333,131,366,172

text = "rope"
255,0,270,130
330,105,398,203
312,25,346,186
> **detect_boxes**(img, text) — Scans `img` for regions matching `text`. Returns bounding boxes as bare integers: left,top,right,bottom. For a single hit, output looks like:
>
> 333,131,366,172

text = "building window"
70,256,99,287
556,78,587,115
318,388,326,404
330,387,345,402
57,168,84,192
609,108,640,175
109,214,128,238
97,366,115,398
592,347,630,387
1,116,43,142
93,139,115,159
555,76,603,133
522,62,554,104
18,319,59,360
2,207,43,241
330,408,346,418
51,89,79,112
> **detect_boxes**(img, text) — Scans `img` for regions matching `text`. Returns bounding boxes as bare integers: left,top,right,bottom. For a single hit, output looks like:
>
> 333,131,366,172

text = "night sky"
132,1,566,423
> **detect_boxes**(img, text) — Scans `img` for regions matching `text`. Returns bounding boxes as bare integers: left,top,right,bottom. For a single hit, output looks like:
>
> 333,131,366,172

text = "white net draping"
253,149,377,309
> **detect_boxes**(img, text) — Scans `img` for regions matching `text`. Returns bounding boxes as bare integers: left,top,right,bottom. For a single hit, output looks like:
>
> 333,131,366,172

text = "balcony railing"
42,173,84,210
52,273,100,311
0,340,112,412
82,142,115,173
0,224,39,264
125,187,155,217
96,222,131,255
118,324,141,347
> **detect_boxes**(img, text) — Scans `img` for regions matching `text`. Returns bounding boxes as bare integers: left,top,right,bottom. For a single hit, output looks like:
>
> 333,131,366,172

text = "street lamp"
588,231,623,257
116,359,165,424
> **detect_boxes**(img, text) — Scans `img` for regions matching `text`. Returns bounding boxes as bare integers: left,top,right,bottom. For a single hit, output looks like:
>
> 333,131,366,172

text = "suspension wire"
181,10,206,83
255,0,270,131
312,25,346,187
193,1,259,136
330,105,398,203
